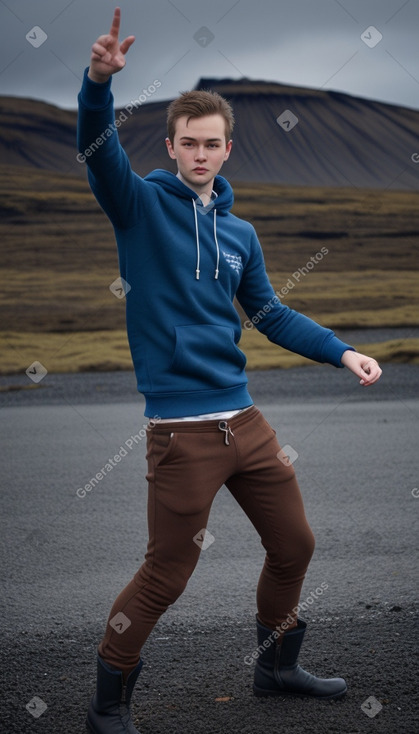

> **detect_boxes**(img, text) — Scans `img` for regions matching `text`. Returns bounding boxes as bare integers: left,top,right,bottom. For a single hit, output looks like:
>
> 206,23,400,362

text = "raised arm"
77,8,158,228
88,7,135,83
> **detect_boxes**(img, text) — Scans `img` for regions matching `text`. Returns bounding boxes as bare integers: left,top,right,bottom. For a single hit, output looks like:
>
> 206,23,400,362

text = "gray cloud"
0,0,417,110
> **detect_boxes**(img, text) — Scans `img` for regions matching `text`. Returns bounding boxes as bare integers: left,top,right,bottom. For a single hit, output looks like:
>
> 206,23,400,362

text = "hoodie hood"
145,170,235,280
144,169,234,211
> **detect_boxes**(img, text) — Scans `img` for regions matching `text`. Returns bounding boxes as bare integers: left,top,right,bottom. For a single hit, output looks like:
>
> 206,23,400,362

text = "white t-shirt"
158,405,253,423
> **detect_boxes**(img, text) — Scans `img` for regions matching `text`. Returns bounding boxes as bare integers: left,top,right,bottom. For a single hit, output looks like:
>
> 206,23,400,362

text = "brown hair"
167,89,234,144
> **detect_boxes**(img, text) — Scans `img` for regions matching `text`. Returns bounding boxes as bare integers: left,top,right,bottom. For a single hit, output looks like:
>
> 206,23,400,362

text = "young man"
78,8,382,733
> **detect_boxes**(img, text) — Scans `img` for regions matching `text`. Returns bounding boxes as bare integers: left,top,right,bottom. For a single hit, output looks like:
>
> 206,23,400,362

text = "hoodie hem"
143,385,253,419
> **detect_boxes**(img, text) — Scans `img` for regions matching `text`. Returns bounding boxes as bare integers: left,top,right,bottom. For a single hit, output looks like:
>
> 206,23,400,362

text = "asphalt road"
1,364,419,733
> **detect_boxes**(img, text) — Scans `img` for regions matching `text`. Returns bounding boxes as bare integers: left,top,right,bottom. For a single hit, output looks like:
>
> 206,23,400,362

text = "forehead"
174,114,226,140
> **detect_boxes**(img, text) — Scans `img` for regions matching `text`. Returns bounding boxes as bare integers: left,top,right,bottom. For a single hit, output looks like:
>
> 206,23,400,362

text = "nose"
195,145,207,161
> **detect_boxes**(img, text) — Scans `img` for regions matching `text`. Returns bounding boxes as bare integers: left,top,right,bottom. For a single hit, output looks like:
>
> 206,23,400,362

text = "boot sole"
253,683,348,700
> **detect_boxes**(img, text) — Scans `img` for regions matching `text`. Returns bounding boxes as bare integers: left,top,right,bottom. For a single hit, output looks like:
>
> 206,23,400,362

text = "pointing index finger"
110,7,121,38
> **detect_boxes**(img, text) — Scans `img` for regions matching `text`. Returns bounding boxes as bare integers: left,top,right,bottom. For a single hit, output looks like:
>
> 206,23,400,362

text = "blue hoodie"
77,69,354,418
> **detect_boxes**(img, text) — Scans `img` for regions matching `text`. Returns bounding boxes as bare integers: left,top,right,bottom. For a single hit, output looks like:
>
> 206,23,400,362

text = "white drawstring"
213,210,219,279
192,198,200,280
192,197,219,280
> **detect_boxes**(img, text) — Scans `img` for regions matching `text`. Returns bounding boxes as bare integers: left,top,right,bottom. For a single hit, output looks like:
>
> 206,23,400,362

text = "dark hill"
1,78,418,188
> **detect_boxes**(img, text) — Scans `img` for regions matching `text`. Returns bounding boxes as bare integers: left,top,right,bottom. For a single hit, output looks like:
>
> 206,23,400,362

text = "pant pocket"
148,431,178,469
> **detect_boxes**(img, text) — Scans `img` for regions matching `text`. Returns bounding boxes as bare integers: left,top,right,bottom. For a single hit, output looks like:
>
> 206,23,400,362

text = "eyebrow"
179,136,222,142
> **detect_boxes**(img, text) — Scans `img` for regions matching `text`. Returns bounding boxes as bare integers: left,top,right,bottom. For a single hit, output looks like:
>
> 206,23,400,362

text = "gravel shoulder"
1,365,418,733
0,362,418,408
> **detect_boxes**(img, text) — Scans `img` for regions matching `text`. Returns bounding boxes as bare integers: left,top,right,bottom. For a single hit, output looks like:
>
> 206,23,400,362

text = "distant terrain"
1,77,419,376
1,164,418,376
1,77,419,188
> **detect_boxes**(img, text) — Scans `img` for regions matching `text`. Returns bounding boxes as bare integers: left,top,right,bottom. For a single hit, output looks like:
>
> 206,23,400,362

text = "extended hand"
88,7,135,83
341,350,382,386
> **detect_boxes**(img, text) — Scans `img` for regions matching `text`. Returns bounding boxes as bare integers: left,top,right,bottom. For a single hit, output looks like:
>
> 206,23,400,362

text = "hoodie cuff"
79,67,112,109
327,338,355,367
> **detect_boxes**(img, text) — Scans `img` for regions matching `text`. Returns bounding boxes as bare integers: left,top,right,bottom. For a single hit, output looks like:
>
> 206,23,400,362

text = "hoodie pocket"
170,324,247,388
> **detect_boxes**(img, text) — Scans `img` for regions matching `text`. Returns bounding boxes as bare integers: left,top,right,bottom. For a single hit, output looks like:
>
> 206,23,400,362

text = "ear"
224,139,233,161
165,137,177,160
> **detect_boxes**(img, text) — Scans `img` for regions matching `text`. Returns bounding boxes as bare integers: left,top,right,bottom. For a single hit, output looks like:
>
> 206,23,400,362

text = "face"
166,114,232,196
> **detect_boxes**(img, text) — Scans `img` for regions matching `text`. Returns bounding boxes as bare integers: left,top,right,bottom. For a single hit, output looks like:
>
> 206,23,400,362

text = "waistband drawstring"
218,420,234,446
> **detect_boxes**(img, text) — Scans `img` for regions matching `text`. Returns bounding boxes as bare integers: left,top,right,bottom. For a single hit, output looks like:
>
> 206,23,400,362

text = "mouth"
193,167,208,174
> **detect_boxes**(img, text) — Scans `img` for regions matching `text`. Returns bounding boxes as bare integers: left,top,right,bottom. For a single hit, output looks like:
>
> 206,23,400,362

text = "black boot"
86,654,143,733
253,617,347,700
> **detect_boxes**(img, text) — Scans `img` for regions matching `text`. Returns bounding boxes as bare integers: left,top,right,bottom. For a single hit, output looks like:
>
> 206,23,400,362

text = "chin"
189,177,212,188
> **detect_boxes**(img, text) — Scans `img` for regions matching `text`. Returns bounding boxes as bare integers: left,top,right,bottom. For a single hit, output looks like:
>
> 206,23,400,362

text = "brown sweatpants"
98,406,315,677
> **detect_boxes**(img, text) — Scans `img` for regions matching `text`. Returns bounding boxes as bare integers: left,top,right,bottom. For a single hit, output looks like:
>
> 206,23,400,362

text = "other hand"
341,350,382,386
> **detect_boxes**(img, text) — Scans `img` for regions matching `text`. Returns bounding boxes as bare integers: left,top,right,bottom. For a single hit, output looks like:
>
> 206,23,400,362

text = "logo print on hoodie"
222,250,243,273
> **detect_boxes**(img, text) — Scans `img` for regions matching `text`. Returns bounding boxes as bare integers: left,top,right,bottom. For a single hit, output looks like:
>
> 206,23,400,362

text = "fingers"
92,40,111,58
110,6,121,38
90,36,134,69
342,350,382,386
120,35,136,55
359,359,382,386
91,41,113,66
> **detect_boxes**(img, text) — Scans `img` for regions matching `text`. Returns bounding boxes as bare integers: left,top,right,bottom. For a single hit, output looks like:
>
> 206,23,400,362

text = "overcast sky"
0,0,418,110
